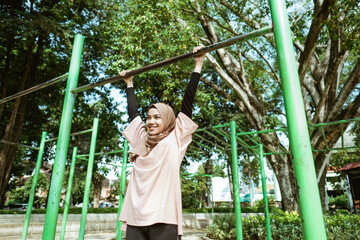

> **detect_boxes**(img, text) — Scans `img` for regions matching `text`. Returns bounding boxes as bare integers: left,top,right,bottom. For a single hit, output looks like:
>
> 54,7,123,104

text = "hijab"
129,103,176,162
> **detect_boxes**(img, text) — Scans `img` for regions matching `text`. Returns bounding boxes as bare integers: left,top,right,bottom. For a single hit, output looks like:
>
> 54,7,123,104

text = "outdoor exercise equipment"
71,27,272,94
269,0,326,238
21,132,47,240
60,146,78,240
18,119,100,240
75,119,100,240
0,73,68,105
190,115,360,239
116,140,128,240
259,144,271,240
38,22,276,240
1,0,339,238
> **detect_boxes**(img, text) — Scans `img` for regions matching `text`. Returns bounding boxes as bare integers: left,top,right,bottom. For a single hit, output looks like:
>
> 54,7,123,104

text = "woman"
119,46,206,240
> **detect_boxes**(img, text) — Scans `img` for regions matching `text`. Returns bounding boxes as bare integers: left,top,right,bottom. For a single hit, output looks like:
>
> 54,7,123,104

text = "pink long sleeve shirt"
119,112,198,235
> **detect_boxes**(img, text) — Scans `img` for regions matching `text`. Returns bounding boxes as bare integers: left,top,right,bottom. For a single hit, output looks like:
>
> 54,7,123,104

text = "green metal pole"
259,144,271,240
42,34,84,240
21,131,47,240
60,147,78,240
210,176,214,223
79,118,99,240
193,178,197,231
116,140,128,240
268,0,327,239
230,120,243,240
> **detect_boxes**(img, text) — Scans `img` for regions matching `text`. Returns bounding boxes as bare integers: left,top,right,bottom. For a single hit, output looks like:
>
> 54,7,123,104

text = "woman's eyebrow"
147,114,161,117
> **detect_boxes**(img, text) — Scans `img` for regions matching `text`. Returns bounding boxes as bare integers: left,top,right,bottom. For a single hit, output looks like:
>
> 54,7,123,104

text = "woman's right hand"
120,70,134,88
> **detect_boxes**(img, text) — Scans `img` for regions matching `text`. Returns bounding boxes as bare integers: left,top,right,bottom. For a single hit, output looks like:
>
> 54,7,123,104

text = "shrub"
328,194,350,210
182,206,276,214
0,207,118,214
205,210,360,240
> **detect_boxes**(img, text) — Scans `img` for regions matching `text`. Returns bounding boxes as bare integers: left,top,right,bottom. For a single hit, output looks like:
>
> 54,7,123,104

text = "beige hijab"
129,103,176,162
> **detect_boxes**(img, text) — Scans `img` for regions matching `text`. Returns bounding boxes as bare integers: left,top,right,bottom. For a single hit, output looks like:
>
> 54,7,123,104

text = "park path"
83,229,205,240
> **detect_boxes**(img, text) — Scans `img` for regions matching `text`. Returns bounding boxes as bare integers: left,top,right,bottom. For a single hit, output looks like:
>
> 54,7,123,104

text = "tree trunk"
227,154,235,208
92,173,104,208
93,186,101,208
0,39,38,207
0,96,29,207
0,38,13,120
249,169,253,207
273,154,299,212
203,159,213,207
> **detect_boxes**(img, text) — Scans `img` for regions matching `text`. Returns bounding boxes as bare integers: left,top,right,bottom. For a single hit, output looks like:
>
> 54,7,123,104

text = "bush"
328,194,350,210
205,210,360,240
182,206,277,214
183,207,235,213
326,211,360,239
0,207,118,214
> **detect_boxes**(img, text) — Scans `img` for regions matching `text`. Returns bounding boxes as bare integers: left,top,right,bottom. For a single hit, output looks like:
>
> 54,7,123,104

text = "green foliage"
181,173,208,209
1,0,124,207
6,173,49,208
238,156,260,186
213,162,227,178
183,207,234,213
206,210,360,240
67,168,94,204
0,207,118,215
325,211,360,240
328,194,350,210
182,206,276,214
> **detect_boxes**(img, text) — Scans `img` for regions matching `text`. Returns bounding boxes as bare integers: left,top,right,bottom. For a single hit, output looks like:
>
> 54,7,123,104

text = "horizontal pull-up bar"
0,139,40,150
72,26,273,93
0,73,68,105
45,128,93,142
76,149,125,158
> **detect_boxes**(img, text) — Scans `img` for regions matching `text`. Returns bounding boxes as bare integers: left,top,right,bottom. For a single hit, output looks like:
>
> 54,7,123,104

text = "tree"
239,155,260,205
6,173,49,208
0,0,123,207
105,0,360,212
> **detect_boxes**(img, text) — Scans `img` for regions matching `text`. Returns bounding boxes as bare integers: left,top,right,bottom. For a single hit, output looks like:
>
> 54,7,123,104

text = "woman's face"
146,108,165,135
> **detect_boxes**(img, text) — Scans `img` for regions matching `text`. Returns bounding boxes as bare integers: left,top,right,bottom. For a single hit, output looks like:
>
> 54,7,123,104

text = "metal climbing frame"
189,117,360,240
40,26,274,240
18,119,100,240
189,122,272,240
0,0,333,237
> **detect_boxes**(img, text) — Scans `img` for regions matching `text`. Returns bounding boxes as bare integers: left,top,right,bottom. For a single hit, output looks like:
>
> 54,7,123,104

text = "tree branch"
298,0,334,84
327,58,360,121
245,41,281,85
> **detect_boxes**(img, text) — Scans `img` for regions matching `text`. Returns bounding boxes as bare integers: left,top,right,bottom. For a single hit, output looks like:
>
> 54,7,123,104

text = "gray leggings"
126,223,179,240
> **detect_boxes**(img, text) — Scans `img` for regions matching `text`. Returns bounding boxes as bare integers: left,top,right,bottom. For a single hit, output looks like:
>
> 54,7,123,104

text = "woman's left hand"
193,46,206,64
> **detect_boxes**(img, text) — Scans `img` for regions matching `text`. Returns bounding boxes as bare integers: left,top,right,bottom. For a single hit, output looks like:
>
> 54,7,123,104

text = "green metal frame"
116,140,128,240
230,121,243,240
189,116,360,240
21,131,47,240
268,0,327,236
19,123,102,240
78,118,99,240
15,1,358,237
188,116,360,240
42,34,84,240
258,144,271,240
60,147,78,240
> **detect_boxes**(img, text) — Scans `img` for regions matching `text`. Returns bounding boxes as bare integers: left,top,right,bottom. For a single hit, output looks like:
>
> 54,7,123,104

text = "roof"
338,161,360,172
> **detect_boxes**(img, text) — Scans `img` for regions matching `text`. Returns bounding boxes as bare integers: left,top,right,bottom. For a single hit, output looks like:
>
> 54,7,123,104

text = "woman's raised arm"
120,70,140,121
180,46,206,118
